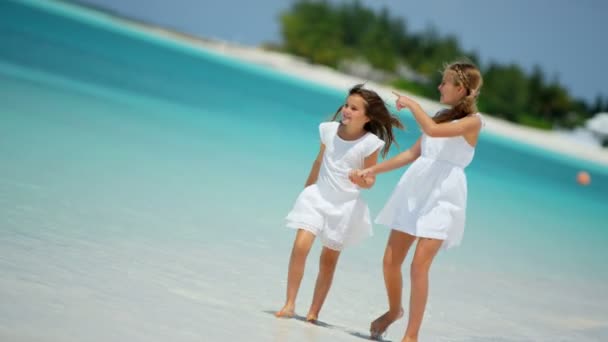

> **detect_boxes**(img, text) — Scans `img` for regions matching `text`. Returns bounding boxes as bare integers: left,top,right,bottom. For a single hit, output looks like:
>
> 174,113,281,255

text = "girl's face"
438,72,467,106
341,94,370,127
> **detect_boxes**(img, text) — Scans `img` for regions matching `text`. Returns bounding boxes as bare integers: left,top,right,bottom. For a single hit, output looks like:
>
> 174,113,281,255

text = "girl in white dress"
351,62,484,341
276,84,404,322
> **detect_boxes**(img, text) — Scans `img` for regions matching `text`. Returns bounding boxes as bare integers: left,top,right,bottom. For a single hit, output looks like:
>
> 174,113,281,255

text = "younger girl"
276,84,403,322
352,61,484,341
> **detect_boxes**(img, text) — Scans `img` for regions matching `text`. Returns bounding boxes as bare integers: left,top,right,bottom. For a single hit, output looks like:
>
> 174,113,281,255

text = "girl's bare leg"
401,237,442,341
306,246,341,322
276,229,316,318
370,230,416,338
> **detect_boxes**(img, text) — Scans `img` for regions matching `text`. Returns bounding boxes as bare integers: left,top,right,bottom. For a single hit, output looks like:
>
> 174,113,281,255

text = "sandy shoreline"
198,39,608,168
48,0,608,168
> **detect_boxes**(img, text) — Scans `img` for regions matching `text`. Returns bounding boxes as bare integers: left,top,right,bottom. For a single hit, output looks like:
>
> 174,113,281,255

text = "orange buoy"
577,171,591,186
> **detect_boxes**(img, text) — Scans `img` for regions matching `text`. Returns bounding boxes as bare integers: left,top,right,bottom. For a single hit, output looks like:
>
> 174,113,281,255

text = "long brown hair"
434,61,483,124
330,84,404,157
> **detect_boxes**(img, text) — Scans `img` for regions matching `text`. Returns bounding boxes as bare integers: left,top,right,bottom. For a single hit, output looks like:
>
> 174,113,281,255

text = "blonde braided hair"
434,61,483,124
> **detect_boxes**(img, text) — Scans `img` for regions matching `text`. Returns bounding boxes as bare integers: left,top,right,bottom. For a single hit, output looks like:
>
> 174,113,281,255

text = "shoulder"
365,132,385,145
472,113,485,127
462,113,484,130
319,121,339,134
319,121,339,143
361,133,385,157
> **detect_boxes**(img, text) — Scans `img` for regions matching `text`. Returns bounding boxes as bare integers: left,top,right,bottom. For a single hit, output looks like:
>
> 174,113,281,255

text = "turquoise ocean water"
1,1,607,341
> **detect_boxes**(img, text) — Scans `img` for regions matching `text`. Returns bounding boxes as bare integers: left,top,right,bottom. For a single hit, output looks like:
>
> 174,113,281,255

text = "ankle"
388,307,403,319
307,307,320,316
306,313,318,321
404,333,418,341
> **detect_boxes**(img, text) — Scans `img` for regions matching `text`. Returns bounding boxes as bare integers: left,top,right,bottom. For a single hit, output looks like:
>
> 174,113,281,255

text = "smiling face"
438,71,467,106
341,94,370,127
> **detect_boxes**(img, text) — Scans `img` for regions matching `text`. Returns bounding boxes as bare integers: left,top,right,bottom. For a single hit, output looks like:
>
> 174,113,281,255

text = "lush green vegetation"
276,0,607,129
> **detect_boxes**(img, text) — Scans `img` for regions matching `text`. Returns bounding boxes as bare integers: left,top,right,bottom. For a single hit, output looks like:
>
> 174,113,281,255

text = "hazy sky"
77,0,607,103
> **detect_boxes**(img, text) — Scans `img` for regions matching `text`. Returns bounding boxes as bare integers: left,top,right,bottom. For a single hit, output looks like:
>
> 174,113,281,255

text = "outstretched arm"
350,149,381,189
304,144,325,187
394,91,481,138
367,137,421,176
350,137,421,181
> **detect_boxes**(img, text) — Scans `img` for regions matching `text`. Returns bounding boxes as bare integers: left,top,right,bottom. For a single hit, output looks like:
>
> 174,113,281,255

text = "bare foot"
305,313,318,323
401,337,417,342
306,313,319,324
275,304,295,318
369,308,404,340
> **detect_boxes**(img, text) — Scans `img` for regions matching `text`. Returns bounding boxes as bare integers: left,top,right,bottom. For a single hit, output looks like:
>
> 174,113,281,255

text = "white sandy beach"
2,2,608,342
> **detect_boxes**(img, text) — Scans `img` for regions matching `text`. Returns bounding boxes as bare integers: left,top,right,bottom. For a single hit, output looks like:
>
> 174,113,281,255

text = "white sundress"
285,121,385,251
376,113,484,249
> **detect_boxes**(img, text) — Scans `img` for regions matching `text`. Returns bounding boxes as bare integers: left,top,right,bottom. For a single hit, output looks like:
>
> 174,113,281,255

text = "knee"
410,260,430,280
319,252,339,271
291,243,310,260
383,254,400,272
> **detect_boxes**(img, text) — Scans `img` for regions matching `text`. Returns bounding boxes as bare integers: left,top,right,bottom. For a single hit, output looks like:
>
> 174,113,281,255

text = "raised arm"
407,102,481,138
394,91,481,138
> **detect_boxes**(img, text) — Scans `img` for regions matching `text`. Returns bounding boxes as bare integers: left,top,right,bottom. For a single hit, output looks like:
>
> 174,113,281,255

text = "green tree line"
275,0,607,129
